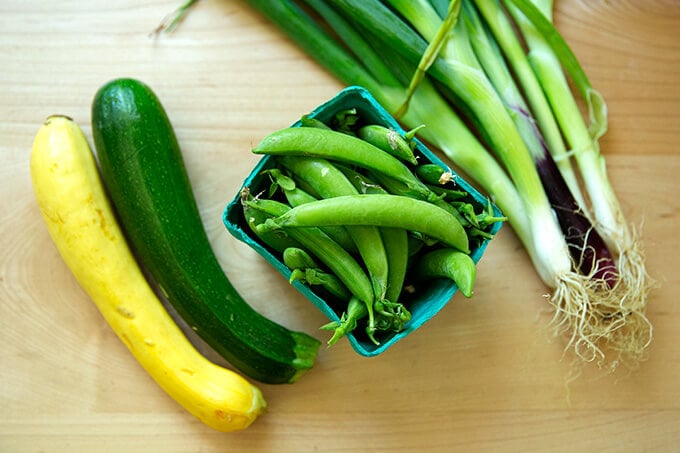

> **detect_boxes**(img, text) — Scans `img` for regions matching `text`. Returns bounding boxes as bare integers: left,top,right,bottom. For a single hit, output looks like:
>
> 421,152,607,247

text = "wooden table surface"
2,1,679,451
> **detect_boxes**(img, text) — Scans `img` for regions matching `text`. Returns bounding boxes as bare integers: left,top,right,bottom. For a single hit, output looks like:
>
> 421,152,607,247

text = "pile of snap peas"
241,108,505,347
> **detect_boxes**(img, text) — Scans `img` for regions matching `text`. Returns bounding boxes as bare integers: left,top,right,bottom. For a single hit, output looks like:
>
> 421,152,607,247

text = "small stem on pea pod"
320,297,368,347
374,299,411,333
303,268,352,302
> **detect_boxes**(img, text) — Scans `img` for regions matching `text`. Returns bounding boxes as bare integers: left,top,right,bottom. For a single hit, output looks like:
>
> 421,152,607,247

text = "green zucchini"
91,78,320,384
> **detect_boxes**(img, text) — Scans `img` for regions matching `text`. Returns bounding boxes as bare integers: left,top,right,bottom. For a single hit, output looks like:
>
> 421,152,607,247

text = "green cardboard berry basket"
223,86,502,357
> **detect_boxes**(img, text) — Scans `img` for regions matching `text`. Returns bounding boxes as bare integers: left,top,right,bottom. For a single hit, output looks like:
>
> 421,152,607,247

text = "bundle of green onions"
160,0,653,369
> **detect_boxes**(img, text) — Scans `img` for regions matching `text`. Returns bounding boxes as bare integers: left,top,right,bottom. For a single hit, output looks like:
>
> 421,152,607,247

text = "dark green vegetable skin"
91,78,320,384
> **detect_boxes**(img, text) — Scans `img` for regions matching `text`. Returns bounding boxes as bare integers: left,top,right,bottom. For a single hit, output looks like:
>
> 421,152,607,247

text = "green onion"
385,0,617,288
504,0,653,362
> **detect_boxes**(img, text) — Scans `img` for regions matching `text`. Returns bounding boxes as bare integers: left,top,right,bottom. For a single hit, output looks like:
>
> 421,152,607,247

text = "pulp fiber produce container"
223,86,502,357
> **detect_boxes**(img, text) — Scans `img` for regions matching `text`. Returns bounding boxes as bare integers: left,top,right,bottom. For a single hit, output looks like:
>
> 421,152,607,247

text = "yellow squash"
30,115,266,432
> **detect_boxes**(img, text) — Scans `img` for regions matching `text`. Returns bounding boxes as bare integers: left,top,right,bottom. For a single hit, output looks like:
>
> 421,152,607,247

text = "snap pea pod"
282,246,318,269
243,192,380,345
381,228,409,304
265,168,357,253
243,195,302,253
277,156,394,341
278,157,390,295
299,114,332,130
413,248,477,298
336,165,410,303
253,127,434,201
357,124,418,165
261,194,470,254
415,163,458,186
244,194,374,306
283,247,351,301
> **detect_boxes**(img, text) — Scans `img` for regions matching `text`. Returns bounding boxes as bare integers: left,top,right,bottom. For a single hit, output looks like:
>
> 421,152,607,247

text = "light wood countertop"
2,1,678,451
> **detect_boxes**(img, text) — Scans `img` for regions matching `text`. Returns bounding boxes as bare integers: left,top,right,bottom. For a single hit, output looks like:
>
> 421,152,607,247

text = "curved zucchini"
30,115,266,431
91,78,319,384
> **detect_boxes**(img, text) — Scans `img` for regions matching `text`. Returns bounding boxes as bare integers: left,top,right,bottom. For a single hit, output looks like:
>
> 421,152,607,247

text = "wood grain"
1,0,678,451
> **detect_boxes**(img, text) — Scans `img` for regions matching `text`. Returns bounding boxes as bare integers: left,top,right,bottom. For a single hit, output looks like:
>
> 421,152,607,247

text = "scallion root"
547,227,654,371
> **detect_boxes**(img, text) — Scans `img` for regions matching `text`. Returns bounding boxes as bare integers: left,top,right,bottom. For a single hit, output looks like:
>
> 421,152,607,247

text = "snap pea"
415,163,457,186
261,194,470,254
252,127,433,201
413,248,477,298
242,194,301,252
336,165,410,304
265,168,357,253
299,114,332,130
282,246,318,270
283,247,351,301
381,228,409,304
277,156,393,341
357,124,418,165
243,193,375,309
278,157,390,300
